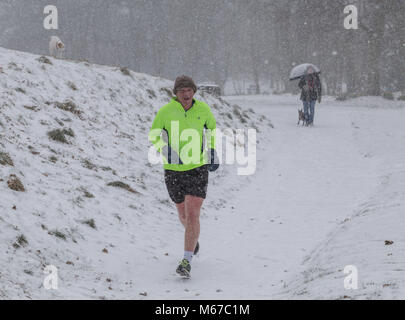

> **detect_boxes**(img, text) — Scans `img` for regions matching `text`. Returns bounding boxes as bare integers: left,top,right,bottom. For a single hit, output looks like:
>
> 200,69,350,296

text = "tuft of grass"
47,128,74,143
49,230,67,240
55,101,81,116
37,56,53,65
47,129,68,143
15,88,26,94
147,89,156,98
8,62,23,71
83,190,94,198
120,67,131,76
17,234,28,247
7,174,25,192
62,128,75,137
24,105,38,111
107,181,139,194
81,159,97,170
78,186,95,198
67,81,78,91
0,151,14,166
397,95,405,101
81,219,96,229
232,105,247,124
160,87,174,98
49,156,58,163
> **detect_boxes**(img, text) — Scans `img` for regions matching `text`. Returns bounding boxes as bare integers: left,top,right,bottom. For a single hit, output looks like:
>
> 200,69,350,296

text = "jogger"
149,75,219,277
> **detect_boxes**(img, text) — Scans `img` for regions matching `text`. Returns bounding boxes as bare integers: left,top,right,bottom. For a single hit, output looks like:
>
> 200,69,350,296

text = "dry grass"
55,101,81,116
0,151,14,166
81,219,96,229
17,235,28,247
107,181,140,194
7,174,25,192
47,128,75,143
120,67,131,76
49,230,67,240
160,87,174,98
37,56,53,65
147,89,156,98
67,81,78,91
81,159,97,171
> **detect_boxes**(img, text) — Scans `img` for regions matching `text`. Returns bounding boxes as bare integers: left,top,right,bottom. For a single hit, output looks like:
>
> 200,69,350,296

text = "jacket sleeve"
298,77,306,89
205,107,217,150
317,76,322,97
148,110,167,153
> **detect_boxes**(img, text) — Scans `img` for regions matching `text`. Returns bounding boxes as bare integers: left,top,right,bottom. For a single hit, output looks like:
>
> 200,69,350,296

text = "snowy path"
137,95,404,299
198,96,379,298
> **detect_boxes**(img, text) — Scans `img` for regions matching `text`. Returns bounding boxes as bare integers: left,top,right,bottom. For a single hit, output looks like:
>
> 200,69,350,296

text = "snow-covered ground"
0,47,271,299
1,46,405,299
224,94,405,299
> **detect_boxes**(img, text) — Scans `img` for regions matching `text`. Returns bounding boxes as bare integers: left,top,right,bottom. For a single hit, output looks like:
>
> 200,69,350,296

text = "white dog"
49,36,65,58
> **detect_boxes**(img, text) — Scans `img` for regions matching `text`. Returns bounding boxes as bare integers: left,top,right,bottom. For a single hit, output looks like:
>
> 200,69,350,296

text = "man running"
149,75,219,277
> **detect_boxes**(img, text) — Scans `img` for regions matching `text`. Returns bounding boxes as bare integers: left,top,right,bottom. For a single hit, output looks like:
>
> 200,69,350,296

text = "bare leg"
183,195,204,252
175,201,186,228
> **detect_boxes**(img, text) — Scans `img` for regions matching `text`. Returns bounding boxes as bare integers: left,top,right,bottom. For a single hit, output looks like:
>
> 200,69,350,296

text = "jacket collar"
172,97,196,111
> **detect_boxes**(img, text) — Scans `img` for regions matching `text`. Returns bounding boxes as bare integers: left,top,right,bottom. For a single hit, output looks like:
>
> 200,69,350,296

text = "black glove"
162,145,183,164
207,148,219,172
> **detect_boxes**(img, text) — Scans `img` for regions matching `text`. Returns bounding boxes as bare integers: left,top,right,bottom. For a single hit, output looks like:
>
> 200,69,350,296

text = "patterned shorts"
164,165,209,204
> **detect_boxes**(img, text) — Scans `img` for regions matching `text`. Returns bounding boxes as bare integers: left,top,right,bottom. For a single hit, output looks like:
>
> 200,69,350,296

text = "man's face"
176,87,195,105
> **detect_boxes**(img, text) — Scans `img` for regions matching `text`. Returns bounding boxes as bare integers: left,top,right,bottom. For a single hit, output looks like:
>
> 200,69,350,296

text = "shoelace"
181,259,190,267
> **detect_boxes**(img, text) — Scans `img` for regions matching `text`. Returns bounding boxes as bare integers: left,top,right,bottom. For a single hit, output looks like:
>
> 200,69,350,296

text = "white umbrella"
289,63,320,81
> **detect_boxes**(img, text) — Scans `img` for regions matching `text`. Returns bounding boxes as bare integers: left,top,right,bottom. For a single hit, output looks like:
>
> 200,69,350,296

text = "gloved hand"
207,148,219,172
162,145,183,164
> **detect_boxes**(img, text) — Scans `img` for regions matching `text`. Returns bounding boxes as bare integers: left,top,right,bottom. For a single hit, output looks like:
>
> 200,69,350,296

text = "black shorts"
164,165,209,204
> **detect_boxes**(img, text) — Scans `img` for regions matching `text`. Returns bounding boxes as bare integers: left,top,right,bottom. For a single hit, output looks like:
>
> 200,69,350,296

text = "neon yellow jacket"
149,98,217,171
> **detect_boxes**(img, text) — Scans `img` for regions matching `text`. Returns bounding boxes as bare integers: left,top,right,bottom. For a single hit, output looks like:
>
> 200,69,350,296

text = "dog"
49,36,65,58
297,109,308,126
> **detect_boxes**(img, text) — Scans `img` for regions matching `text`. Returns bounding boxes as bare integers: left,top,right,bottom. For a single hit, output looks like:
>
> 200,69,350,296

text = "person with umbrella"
298,66,322,126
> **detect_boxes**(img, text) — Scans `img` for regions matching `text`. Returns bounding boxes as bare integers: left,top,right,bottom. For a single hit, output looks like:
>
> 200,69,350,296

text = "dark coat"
299,74,322,101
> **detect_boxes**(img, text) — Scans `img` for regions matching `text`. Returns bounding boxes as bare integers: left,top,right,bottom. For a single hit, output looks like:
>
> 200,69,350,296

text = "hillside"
0,47,272,299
